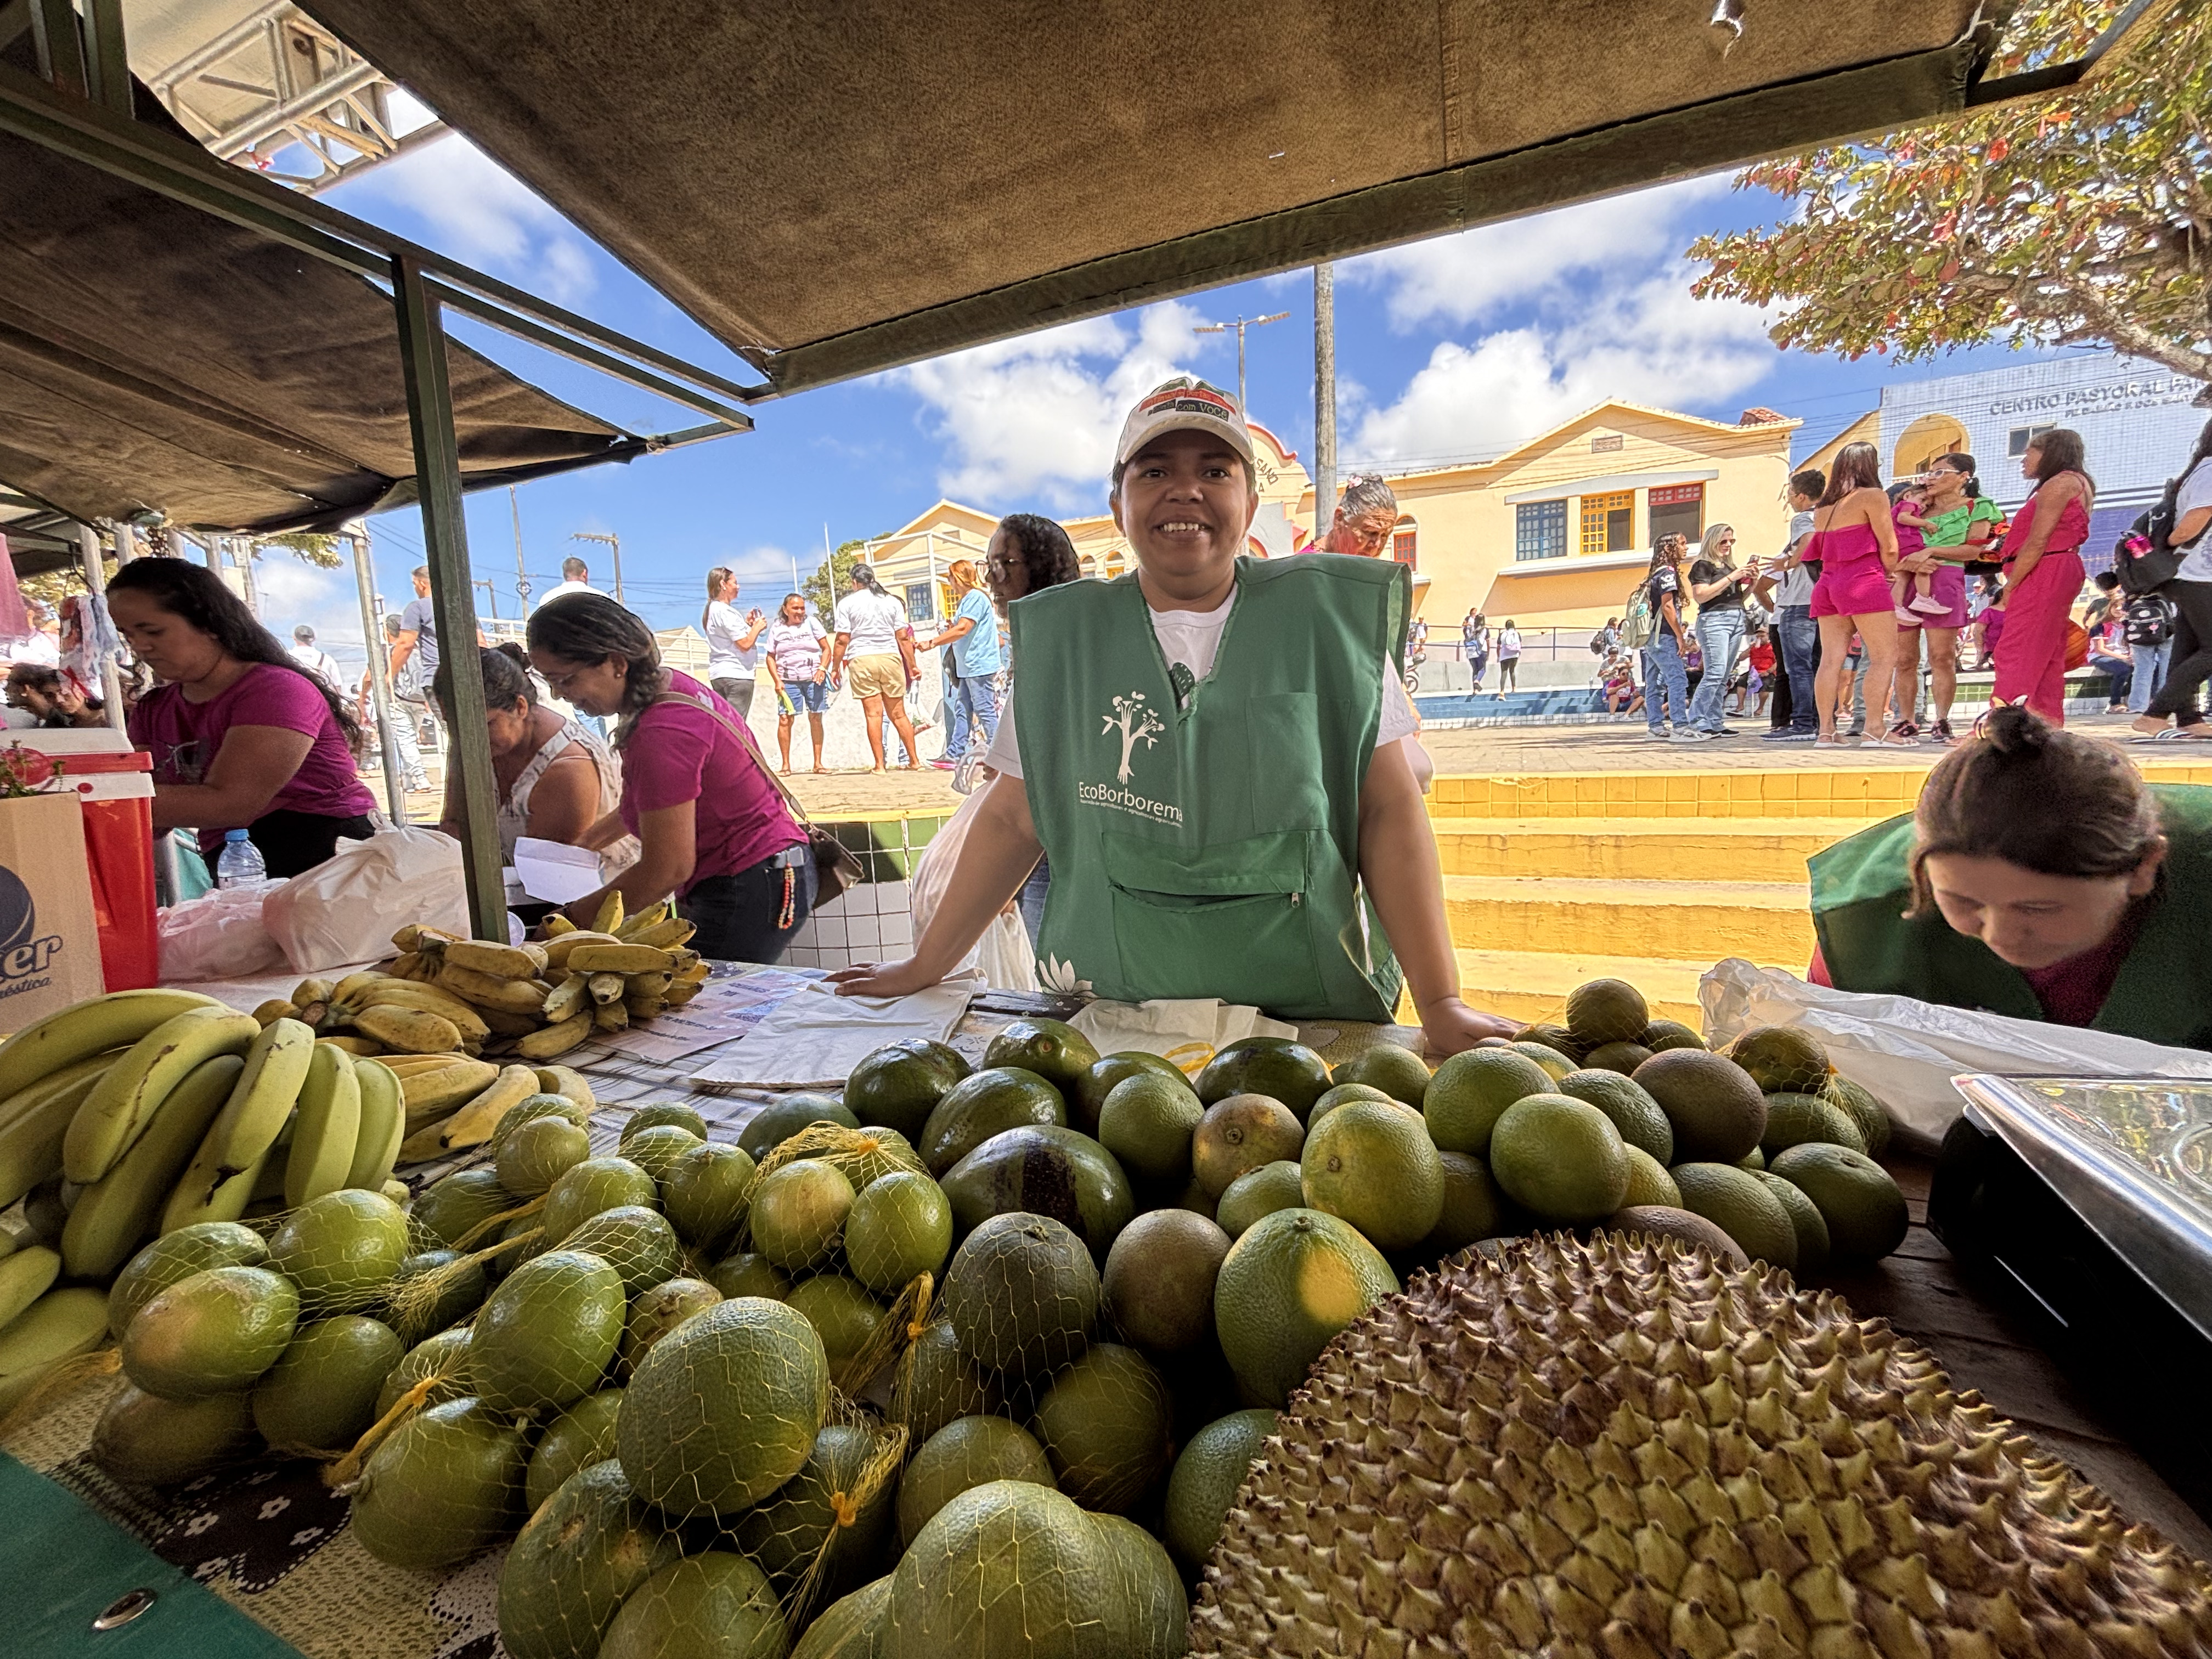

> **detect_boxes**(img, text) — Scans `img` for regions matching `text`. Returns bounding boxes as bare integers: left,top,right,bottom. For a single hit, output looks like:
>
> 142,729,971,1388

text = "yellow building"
862,402,1798,633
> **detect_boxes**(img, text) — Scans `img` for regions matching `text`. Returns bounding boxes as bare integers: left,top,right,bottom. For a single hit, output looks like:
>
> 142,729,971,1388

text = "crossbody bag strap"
647,689,818,832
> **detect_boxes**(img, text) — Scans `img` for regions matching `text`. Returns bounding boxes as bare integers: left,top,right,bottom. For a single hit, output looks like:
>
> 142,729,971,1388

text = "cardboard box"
0,791,108,1028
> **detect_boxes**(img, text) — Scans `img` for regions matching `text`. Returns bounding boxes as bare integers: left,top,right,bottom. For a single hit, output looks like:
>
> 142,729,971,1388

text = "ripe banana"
587,972,624,1006
316,1035,385,1056
625,972,674,1001
671,960,710,986
291,978,336,1009
592,890,625,935
516,1012,593,1059
253,999,301,1028
615,898,670,938
471,1006,543,1039
352,1005,463,1057
566,944,674,975
537,1066,594,1109
198,1015,319,1190
668,949,702,973
401,1058,502,1124
378,1053,473,1077
543,930,620,972
543,914,575,937
436,963,549,1015
662,981,702,1008
63,1007,261,1185
0,988,221,1104
396,1114,458,1165
330,970,391,1004
345,981,490,1041
285,1045,361,1208
591,1001,628,1033
623,996,667,1020
438,1064,540,1152
0,1244,60,1328
60,1053,244,1280
345,1059,406,1192
620,916,696,951
391,924,424,952
0,1058,115,1208
443,939,548,980
0,1048,120,1136
541,975,590,1025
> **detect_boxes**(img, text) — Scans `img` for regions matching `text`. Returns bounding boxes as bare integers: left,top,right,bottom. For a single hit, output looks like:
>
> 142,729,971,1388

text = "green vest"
1011,555,1406,1021
1809,783,2212,1049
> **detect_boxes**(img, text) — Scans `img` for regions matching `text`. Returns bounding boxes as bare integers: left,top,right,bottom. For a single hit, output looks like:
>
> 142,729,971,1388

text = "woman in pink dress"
1806,443,1904,746
1990,430,2094,725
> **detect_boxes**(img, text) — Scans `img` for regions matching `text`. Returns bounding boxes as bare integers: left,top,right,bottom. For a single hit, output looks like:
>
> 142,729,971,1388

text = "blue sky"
257,122,2076,677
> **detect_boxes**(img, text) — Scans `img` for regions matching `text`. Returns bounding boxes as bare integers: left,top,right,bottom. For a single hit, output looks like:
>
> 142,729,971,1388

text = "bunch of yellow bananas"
0,988,411,1288
250,895,708,1070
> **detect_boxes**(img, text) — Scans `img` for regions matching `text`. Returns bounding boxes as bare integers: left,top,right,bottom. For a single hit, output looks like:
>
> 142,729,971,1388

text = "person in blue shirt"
917,558,1003,771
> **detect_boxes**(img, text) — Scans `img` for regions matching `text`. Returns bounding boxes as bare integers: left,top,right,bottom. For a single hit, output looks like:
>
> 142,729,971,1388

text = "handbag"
650,689,865,905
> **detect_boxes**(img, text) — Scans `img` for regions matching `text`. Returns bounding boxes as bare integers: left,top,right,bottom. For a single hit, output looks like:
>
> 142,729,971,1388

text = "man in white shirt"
538,557,602,607
287,625,343,689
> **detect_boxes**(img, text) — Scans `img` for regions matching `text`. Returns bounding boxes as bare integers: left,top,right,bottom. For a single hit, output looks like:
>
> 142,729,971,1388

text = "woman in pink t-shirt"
110,559,379,877
527,595,810,962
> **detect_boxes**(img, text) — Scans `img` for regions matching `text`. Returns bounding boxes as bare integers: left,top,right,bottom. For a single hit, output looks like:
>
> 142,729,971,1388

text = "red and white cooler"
10,730,159,991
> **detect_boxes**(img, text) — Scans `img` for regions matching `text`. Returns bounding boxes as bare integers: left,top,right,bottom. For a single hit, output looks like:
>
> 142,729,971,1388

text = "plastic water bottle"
217,828,266,888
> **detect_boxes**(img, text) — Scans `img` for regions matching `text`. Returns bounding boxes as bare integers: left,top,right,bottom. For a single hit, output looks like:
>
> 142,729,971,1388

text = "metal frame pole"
348,524,410,827
392,254,503,939
74,524,127,733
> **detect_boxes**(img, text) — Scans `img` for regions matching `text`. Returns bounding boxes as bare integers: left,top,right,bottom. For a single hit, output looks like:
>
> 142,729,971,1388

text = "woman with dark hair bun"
432,644,629,870
527,594,809,960
109,557,377,877
1808,706,2212,1046
1989,427,2095,724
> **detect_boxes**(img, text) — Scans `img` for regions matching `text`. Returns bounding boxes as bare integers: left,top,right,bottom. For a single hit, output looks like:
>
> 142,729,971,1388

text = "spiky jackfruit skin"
1189,1233,2212,1658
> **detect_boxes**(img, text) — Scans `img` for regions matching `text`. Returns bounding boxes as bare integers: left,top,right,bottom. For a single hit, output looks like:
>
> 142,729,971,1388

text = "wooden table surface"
1832,1155,2212,1560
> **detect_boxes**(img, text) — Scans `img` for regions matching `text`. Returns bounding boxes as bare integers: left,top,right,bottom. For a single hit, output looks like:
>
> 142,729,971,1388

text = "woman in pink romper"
1992,430,2094,725
1806,442,1903,746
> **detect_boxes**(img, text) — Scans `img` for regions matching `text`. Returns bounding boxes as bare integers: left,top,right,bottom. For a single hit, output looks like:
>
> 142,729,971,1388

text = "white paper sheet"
514,837,605,904
1067,998,1296,1060
687,972,983,1088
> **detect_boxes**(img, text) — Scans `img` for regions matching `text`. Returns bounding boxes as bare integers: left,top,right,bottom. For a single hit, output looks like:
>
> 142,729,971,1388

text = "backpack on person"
1620,580,1658,650
2123,591,2176,647
1588,628,1609,656
2115,472,2205,595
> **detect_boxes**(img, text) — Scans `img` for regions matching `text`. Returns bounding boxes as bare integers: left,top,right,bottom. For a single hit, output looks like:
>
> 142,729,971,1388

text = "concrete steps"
1443,875,1814,965
1432,817,1869,883
1452,948,1713,1026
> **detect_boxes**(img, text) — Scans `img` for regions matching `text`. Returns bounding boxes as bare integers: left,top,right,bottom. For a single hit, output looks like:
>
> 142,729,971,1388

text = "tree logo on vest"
1082,691,1181,825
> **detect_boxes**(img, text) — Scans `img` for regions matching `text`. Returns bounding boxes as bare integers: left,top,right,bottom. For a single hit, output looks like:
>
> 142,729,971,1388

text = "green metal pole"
392,254,504,940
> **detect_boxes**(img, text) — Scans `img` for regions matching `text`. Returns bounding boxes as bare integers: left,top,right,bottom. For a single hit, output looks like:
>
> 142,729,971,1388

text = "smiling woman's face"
529,650,627,717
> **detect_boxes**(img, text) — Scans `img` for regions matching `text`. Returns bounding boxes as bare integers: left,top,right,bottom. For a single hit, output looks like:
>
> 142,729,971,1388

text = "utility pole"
569,531,623,605
509,484,531,612
348,524,409,825
474,578,498,621
1313,263,1336,546
1192,310,1289,414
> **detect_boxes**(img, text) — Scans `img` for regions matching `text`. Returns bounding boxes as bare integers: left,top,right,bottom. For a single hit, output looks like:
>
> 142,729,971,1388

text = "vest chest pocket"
1245,692,1328,828
1100,830,1325,1014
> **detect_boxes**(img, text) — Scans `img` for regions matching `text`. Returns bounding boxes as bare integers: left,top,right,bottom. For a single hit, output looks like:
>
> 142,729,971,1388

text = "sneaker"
1929,719,1957,744
1893,607,1922,626
1763,729,1818,743
1910,592,1950,613
1671,730,1714,743
927,759,957,770
1645,726,1671,740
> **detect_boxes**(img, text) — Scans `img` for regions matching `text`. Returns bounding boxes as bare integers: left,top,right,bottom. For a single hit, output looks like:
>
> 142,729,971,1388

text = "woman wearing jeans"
1686,522,1756,735
2134,415,2212,741
529,595,813,962
1640,537,1694,740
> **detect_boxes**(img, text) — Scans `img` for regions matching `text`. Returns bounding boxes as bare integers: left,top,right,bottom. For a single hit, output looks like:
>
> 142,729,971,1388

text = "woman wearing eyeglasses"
527,595,810,962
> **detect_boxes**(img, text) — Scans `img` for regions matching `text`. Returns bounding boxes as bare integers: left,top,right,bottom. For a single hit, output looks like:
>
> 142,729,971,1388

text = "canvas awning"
295,0,2056,396
0,98,635,536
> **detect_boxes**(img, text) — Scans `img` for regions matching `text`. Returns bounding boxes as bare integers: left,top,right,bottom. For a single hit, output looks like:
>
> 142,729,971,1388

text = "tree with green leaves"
1690,0,2212,384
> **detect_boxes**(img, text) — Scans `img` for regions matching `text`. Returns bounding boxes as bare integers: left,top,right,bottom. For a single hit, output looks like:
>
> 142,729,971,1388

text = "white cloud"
334,137,597,307
1341,173,1736,332
251,553,371,687
896,302,1220,510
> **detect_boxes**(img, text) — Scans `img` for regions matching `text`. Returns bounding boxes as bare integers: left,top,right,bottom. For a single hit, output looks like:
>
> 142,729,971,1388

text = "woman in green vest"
1809,705,2212,1047
832,376,1514,1052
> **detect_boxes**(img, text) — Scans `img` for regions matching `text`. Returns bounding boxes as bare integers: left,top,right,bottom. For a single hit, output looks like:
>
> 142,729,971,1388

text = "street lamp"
569,530,623,605
1191,311,1289,414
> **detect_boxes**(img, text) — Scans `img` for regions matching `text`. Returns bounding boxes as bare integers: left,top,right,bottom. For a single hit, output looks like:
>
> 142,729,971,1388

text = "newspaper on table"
685,970,983,1089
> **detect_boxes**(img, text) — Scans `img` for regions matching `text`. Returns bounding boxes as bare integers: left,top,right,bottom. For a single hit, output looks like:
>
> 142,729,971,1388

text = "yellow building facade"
861,402,1798,633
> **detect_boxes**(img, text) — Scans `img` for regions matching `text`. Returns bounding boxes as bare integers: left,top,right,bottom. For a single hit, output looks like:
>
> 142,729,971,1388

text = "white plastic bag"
158,882,286,981
263,828,469,973
1700,957,2212,1152
910,790,1039,993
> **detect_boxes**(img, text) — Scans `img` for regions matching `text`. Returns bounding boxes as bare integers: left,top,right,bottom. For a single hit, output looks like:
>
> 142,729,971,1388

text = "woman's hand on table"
828,958,941,998
1417,996,1521,1055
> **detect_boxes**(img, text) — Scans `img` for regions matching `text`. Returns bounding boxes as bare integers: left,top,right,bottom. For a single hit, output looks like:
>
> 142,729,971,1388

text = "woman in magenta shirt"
109,559,378,877
526,595,811,961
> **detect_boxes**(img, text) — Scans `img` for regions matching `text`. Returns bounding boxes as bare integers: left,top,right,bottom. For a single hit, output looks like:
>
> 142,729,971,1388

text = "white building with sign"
1808,352,2206,569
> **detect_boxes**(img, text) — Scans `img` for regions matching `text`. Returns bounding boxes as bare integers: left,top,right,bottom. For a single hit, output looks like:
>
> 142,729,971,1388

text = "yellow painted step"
1453,949,1713,1029
1433,818,1870,883
1444,876,1813,964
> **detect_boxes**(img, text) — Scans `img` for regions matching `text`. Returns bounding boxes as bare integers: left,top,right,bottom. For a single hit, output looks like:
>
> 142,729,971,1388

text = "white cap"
1114,376,1256,469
